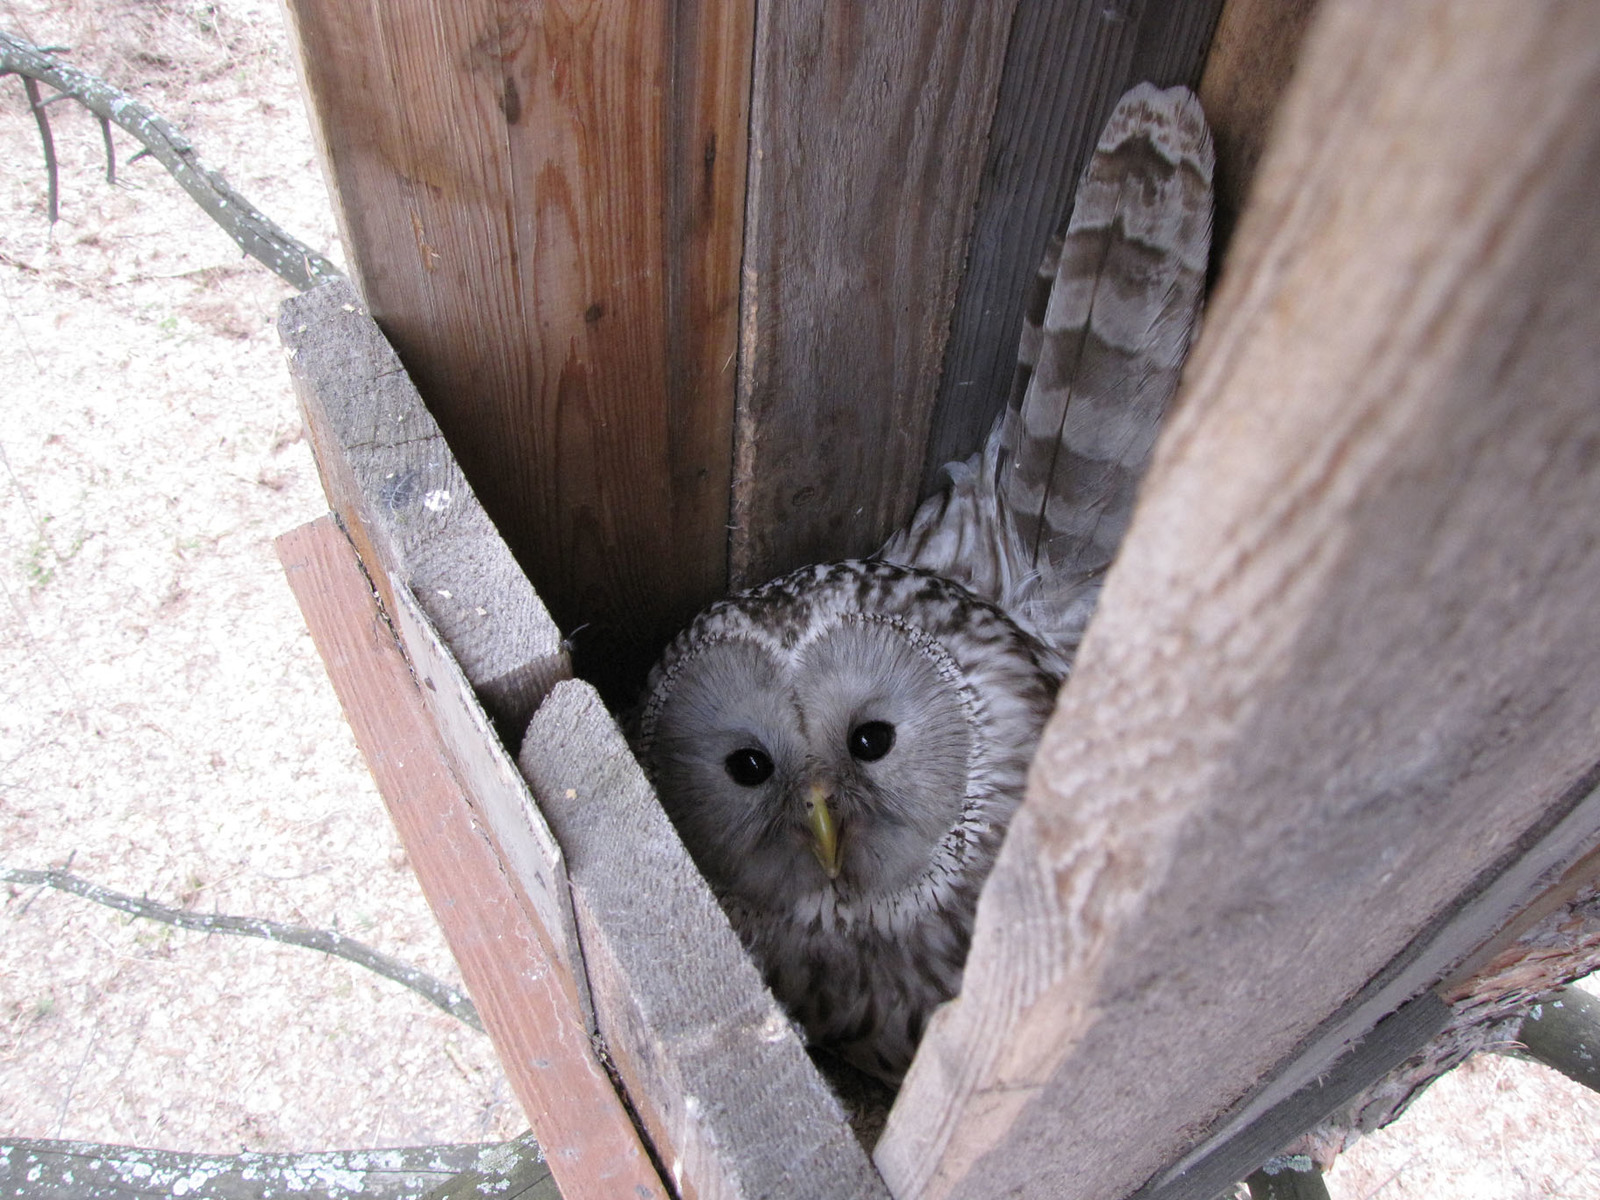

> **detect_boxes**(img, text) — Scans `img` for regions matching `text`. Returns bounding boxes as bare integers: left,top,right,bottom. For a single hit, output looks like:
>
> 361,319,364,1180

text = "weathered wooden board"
731,1,1018,589
281,0,751,694
278,282,585,994
877,2,1600,1197
387,578,592,1022
277,517,665,1200
921,0,1225,494
0,1139,522,1200
1196,0,1323,258
1138,766,1600,1200
278,279,567,733
518,681,890,1200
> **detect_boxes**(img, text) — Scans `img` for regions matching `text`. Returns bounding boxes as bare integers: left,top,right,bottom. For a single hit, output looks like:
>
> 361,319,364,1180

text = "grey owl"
633,84,1213,1083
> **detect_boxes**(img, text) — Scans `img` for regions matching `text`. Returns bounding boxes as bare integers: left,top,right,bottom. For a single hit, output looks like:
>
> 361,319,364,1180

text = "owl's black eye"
848,721,895,762
724,747,774,787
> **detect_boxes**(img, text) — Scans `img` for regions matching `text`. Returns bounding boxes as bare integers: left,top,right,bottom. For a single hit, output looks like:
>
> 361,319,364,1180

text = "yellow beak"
805,784,841,879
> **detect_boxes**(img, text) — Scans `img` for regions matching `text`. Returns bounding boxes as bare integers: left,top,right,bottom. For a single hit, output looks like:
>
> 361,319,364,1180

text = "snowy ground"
1,1,1597,1195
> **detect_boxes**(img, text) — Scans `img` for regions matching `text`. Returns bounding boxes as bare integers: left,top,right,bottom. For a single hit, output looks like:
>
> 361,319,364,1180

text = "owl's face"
635,562,1059,917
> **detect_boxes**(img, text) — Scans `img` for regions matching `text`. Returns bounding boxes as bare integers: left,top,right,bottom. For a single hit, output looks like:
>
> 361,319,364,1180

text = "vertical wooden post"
282,0,751,694
730,2,1019,588
877,1,1600,1196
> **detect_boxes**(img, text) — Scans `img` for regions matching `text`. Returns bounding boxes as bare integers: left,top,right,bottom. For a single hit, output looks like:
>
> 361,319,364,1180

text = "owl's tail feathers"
876,422,1084,676
878,419,1020,609
997,82,1214,586
881,83,1211,671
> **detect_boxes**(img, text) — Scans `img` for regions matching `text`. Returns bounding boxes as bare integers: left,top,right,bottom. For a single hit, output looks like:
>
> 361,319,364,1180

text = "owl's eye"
848,721,896,762
724,747,774,787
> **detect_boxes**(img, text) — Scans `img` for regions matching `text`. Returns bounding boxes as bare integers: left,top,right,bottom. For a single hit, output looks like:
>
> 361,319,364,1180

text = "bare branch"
1,29,342,290
1511,985,1600,1096
2,865,482,1033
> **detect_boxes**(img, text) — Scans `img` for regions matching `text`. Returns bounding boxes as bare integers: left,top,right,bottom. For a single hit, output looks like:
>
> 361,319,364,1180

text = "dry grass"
1,0,1597,1192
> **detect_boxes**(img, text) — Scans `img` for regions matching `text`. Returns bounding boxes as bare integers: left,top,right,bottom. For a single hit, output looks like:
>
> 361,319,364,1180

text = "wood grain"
387,578,592,1025
518,681,890,1200
1197,0,1323,260
277,517,665,1200
278,281,586,992
1138,763,1600,1199
281,0,750,697
877,2,1600,1197
922,0,1225,495
278,280,567,735
731,1,1018,589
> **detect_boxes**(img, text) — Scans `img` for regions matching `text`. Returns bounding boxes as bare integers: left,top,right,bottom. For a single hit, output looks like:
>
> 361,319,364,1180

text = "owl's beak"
804,784,841,879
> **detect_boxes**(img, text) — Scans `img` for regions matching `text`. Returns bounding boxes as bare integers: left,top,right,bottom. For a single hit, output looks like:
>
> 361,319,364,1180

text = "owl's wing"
882,83,1212,662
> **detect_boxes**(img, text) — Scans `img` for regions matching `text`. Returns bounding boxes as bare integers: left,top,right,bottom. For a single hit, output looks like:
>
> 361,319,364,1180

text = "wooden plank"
921,0,1225,494
1138,996,1454,1200
277,517,666,1200
279,279,588,1021
518,681,891,1200
1196,0,1323,259
876,3,1600,1197
281,0,750,697
278,279,567,735
731,1,1019,589
1136,758,1600,1199
387,578,592,1023
0,1139,523,1200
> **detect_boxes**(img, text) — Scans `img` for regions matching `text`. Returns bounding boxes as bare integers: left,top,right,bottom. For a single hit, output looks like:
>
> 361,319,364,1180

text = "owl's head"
633,561,1059,918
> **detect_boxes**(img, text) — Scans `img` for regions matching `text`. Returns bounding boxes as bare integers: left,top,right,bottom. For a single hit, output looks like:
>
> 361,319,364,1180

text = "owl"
632,83,1213,1083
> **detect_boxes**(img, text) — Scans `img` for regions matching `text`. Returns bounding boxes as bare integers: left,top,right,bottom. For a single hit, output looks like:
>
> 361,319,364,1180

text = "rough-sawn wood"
731,1,1018,588
278,280,585,999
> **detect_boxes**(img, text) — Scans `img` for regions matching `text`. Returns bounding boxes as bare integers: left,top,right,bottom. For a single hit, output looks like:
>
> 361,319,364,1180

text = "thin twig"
2,865,483,1032
98,113,114,184
20,75,57,223
0,29,342,290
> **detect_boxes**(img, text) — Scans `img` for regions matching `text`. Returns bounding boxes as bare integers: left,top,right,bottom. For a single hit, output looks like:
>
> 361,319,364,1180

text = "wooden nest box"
274,2,1600,1198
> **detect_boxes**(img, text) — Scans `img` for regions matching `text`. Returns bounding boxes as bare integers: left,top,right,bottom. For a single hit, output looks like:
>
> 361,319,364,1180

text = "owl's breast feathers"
724,843,990,1082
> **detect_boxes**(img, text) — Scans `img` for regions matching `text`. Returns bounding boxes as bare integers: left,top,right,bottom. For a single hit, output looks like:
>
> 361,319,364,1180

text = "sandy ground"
0,1,1597,1195
0,0,519,1154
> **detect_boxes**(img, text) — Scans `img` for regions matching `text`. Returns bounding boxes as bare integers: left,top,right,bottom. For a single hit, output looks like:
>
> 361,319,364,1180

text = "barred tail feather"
884,83,1212,668
1001,83,1213,582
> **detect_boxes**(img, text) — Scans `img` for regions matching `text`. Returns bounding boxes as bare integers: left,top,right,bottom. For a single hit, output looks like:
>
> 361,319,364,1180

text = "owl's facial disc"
640,602,983,911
